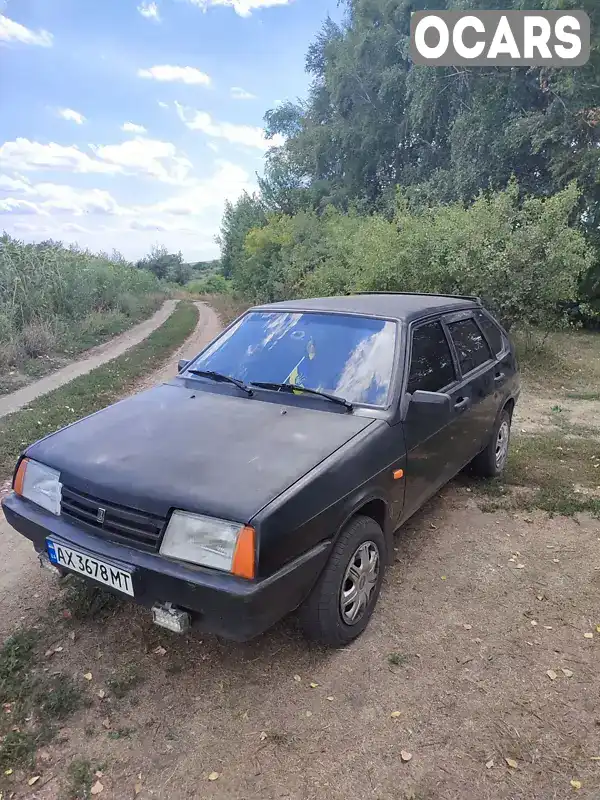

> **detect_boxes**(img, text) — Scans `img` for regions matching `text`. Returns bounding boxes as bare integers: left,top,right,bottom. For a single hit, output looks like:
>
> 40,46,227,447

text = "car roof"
252,293,480,323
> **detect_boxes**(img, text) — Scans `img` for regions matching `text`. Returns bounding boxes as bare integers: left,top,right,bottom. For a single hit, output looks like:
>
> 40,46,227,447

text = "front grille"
60,486,165,553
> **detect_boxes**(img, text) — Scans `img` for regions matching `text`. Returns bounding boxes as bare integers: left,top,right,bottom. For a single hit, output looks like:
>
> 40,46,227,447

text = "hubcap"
340,541,380,625
495,420,510,469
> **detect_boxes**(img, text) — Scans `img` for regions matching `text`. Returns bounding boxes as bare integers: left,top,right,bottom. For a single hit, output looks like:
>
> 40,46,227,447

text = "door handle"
454,397,470,412
494,372,505,383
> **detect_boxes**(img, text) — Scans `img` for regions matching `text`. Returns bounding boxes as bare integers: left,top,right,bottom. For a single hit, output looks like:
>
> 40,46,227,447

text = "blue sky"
0,0,341,261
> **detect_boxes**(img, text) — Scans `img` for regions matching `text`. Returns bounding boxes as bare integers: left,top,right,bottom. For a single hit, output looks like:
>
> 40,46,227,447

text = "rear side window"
447,318,492,375
475,310,505,356
407,321,456,394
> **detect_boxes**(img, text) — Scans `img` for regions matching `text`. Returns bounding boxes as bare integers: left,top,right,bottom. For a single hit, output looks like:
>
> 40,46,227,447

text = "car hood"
27,383,374,521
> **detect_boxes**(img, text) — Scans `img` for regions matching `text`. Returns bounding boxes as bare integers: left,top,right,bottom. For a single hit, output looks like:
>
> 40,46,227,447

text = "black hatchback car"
3,293,519,646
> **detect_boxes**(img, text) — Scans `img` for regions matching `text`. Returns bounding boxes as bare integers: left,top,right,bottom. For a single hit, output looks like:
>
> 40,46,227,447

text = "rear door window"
475,310,506,357
447,318,493,375
407,321,456,394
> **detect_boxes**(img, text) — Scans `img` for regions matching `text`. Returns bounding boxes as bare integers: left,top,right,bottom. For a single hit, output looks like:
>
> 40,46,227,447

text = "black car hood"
27,384,374,521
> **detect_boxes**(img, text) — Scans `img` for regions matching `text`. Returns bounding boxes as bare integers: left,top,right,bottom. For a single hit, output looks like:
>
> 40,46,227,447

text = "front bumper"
2,493,330,641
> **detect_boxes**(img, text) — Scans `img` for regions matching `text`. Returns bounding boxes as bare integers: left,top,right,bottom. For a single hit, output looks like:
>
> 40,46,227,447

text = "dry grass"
197,293,249,325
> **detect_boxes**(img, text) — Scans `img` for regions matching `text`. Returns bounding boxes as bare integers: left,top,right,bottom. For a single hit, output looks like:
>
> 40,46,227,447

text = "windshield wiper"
188,370,253,396
250,381,353,411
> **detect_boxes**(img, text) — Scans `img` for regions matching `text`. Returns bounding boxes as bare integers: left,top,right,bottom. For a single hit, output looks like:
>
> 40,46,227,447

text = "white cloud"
58,108,86,125
150,160,253,215
138,65,211,85
138,1,161,21
0,14,53,46
186,0,292,17
175,103,283,150
122,122,147,134
0,174,33,193
62,223,92,233
90,137,192,184
230,86,257,101
0,198,42,215
0,179,126,216
0,137,192,184
0,139,116,174
12,221,41,232
34,184,125,215
158,101,169,110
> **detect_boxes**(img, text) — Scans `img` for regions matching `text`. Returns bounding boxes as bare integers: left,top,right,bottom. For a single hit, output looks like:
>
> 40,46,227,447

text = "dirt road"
0,299,179,420
0,308,599,800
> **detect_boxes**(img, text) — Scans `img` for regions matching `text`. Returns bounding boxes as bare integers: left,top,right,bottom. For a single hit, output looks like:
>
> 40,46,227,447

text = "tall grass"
0,234,163,372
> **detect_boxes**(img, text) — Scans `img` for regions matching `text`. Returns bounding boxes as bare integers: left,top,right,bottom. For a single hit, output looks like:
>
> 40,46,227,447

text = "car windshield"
186,311,398,407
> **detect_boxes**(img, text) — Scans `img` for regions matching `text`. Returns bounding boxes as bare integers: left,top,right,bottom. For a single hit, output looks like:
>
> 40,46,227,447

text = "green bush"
239,181,592,330
187,274,230,295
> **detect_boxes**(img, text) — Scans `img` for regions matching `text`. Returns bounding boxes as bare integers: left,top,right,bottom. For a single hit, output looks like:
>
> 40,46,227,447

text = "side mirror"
410,390,451,407
178,359,190,374
402,390,451,420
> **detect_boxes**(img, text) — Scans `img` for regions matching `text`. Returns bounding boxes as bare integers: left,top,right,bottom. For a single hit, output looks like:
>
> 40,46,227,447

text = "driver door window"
407,321,456,393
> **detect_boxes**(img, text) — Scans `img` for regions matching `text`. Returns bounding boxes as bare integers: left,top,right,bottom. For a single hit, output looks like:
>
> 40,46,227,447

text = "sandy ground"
0,308,599,800
0,300,178,420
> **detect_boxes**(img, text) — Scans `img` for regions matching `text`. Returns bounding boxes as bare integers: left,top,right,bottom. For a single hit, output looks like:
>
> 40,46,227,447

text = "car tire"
470,407,512,478
298,515,386,647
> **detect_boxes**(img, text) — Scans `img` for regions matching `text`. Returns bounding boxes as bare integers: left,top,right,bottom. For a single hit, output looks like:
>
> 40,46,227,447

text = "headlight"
160,511,255,579
14,458,62,516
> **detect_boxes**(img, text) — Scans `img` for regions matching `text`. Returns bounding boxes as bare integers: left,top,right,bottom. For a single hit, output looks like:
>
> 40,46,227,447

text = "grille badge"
97,507,106,525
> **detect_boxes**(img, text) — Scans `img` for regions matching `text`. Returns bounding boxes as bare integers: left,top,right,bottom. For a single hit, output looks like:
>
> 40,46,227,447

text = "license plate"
46,540,134,597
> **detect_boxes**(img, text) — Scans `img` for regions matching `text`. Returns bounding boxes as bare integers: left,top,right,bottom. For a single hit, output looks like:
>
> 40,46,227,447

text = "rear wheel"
471,408,512,478
298,515,386,647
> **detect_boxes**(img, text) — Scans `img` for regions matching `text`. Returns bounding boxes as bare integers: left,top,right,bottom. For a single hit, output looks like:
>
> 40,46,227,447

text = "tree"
136,245,190,284
218,193,266,278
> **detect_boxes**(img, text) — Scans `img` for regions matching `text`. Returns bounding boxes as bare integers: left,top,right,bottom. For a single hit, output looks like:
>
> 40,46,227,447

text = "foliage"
238,181,592,330
0,235,161,340
187,274,230,295
191,258,221,274
136,244,191,285
230,0,600,317
0,235,163,382
218,192,266,278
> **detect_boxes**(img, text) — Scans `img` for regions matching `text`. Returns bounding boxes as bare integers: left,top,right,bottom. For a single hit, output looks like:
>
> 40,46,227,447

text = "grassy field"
0,301,199,477
0,236,165,396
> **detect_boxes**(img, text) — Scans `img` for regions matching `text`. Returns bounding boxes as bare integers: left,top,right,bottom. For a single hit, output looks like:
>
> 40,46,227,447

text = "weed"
0,629,37,704
566,391,600,401
479,500,506,513
35,675,83,721
60,578,123,622
107,666,144,699
64,758,93,799
0,730,37,770
388,652,409,667
107,727,135,740
262,731,289,745
21,321,57,358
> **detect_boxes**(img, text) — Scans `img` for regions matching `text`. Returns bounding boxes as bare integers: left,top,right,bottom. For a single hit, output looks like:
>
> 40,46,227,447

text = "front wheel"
298,515,386,647
471,408,512,478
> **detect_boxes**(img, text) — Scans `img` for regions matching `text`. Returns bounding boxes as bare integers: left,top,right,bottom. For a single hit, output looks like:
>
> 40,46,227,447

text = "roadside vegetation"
0,236,165,396
0,300,198,476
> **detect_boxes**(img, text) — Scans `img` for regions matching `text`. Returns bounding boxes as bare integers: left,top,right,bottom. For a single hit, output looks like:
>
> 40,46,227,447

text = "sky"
0,0,341,262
